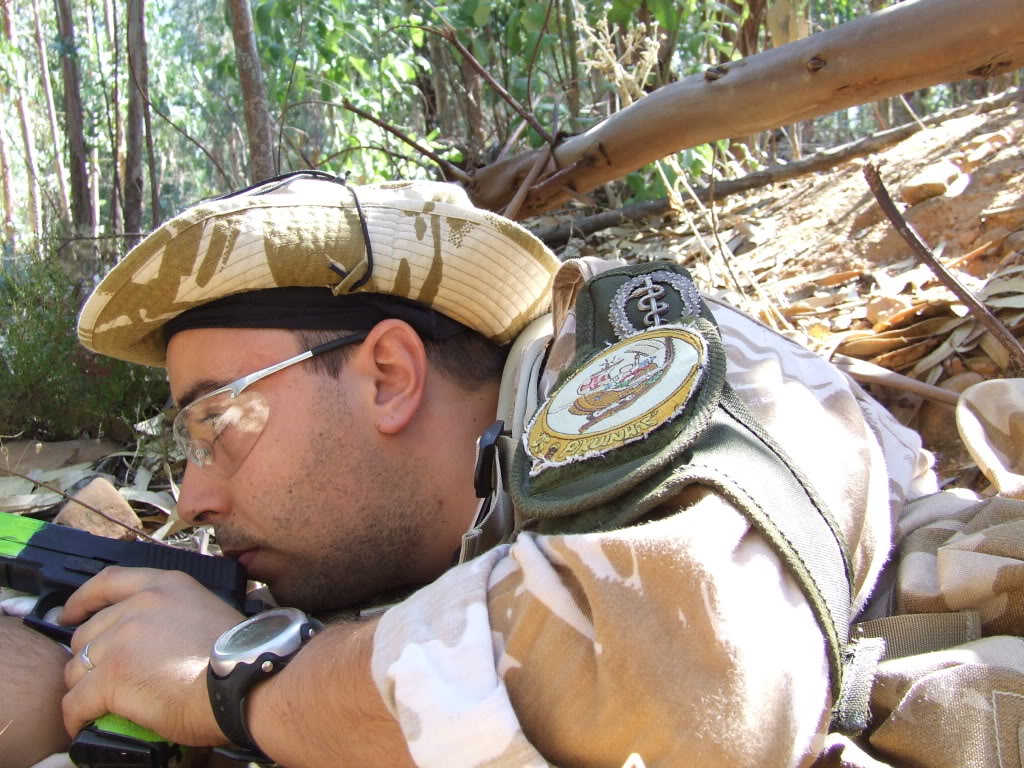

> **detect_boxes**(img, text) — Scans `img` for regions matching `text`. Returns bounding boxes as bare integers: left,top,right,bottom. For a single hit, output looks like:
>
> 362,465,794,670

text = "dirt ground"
548,93,1024,484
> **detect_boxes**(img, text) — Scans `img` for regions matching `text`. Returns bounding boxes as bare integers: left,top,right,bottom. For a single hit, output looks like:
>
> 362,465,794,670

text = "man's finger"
62,668,108,738
60,567,197,625
64,635,103,690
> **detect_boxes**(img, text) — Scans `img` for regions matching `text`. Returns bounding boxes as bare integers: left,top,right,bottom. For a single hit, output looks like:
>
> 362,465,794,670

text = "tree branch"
864,162,1024,370
427,24,555,147
525,0,556,116
280,99,472,184
275,0,307,173
124,27,233,188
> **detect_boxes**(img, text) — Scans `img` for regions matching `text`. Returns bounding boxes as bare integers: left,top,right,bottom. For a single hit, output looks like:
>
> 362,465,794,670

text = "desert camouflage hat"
78,172,560,367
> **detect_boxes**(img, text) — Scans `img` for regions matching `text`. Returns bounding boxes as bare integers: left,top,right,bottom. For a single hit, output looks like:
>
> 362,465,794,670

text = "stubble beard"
257,404,433,615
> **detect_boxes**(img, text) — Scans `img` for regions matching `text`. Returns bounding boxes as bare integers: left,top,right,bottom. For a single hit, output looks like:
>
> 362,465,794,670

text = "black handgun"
1,512,251,768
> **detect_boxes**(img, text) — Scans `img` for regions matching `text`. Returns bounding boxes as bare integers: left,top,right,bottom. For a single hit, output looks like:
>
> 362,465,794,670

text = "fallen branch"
832,354,960,406
864,162,1024,370
534,86,1023,247
472,0,1024,217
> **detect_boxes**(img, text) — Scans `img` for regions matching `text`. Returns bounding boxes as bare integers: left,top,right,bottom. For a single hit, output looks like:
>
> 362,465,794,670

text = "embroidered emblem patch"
525,325,706,474
610,271,702,339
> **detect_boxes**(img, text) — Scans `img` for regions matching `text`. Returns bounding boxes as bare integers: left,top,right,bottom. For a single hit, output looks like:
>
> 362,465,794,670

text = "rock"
900,159,965,205
1001,229,1024,257
55,477,142,541
851,202,884,233
960,129,1012,171
982,226,1011,248
918,372,986,448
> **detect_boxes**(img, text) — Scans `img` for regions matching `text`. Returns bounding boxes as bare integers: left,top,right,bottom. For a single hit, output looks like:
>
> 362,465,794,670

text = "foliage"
0,252,169,441
0,0,1018,440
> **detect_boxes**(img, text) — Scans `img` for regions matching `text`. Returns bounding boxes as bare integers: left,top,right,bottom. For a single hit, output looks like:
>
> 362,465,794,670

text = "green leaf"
409,15,425,47
608,0,643,26
255,0,274,37
393,58,416,82
348,55,370,79
473,0,492,27
648,0,680,30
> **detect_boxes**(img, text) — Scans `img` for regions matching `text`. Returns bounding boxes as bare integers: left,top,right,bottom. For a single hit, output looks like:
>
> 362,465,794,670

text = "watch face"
211,607,309,674
220,612,294,654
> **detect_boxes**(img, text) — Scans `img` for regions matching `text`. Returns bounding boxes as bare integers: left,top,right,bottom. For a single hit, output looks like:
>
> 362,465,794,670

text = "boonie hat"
78,174,560,367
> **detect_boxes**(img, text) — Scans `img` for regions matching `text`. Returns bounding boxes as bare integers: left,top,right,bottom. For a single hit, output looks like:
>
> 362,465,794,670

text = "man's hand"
60,566,243,746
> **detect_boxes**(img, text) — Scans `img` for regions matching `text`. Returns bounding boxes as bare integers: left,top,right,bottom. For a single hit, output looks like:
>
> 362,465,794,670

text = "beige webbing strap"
853,610,982,661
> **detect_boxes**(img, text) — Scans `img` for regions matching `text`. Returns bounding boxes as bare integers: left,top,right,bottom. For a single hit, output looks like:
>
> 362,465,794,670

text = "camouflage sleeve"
370,496,832,768
367,288,930,767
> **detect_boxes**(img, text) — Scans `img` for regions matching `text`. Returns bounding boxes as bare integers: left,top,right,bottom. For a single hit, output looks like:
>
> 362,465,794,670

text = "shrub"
0,252,169,441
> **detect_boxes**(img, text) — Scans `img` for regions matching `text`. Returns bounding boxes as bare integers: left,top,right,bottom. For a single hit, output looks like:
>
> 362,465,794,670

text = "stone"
960,129,1012,171
918,372,986,448
900,160,965,206
54,477,142,541
1000,229,1024,258
958,229,980,248
851,202,884,233
982,226,1011,246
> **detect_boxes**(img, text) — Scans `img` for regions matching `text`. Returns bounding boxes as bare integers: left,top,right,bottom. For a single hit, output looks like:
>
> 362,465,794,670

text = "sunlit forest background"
0,0,1019,440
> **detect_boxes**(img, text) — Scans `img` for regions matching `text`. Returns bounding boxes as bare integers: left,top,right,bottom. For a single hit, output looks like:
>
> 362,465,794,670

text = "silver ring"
79,642,96,672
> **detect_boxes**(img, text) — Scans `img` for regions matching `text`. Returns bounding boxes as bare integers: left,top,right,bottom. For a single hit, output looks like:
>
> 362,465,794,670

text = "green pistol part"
1,513,252,768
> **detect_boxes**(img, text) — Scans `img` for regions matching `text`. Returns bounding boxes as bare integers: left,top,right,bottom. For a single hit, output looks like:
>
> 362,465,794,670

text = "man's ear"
355,319,427,434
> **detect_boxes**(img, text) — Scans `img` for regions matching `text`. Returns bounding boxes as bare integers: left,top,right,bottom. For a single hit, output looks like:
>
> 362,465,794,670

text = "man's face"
166,327,446,614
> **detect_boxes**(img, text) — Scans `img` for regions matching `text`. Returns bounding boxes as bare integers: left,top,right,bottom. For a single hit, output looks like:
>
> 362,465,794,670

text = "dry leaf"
870,337,942,370
978,331,1012,370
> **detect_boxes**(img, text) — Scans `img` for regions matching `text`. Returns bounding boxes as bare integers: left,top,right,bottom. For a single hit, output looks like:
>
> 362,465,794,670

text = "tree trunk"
226,0,275,183
103,0,123,235
84,6,100,238
136,0,159,228
3,1,43,240
125,0,145,247
54,0,96,237
470,0,1024,218
0,130,16,255
32,0,71,225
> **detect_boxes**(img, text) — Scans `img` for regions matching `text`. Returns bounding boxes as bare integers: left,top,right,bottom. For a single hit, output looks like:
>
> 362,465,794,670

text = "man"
9,173,927,767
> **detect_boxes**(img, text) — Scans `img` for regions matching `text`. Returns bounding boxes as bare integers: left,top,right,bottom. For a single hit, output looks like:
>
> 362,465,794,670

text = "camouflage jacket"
369,258,930,768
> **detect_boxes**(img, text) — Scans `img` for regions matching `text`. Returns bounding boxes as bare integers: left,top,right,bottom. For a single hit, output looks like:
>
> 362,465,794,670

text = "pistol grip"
69,715,183,768
22,589,75,645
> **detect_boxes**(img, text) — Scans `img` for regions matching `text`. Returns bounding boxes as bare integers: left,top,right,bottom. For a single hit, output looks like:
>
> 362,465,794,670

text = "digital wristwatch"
207,607,322,762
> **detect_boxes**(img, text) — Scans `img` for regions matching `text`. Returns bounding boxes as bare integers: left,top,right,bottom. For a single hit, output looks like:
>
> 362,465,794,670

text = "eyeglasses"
173,331,369,477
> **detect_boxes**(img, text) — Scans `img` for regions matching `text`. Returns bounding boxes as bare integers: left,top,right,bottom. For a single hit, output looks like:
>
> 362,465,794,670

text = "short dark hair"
293,325,509,391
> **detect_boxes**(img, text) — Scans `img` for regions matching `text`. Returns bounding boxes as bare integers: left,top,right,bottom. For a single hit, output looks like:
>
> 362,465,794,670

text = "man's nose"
176,461,228,526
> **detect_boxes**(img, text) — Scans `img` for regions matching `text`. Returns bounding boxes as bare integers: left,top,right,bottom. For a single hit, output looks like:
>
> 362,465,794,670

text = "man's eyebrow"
177,378,231,410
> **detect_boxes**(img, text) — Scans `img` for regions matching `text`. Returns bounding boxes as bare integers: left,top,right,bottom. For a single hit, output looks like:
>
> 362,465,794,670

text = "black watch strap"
207,614,323,762
207,652,279,757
